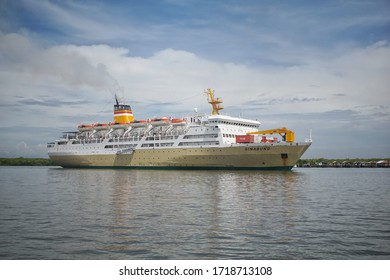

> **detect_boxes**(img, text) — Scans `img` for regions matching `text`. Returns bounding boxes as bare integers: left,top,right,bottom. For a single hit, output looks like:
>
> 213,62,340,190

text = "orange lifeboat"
130,120,149,127
77,124,94,132
150,117,170,126
171,118,186,126
93,123,110,130
109,122,130,129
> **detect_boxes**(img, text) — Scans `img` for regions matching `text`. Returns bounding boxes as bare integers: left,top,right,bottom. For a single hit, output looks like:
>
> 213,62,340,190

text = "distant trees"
297,158,389,168
0,158,54,166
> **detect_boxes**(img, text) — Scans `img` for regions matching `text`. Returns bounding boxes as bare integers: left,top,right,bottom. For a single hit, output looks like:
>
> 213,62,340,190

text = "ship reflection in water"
87,169,301,259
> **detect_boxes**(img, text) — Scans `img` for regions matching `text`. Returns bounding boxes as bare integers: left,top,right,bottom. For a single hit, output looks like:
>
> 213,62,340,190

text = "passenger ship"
47,89,311,170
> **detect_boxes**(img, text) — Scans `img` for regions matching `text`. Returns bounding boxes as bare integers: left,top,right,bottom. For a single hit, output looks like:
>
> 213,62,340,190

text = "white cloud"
14,141,46,157
0,32,389,157
0,32,121,93
2,32,390,116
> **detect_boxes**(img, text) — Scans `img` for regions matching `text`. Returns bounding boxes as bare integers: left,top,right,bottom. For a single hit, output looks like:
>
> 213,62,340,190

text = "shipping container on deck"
236,135,254,143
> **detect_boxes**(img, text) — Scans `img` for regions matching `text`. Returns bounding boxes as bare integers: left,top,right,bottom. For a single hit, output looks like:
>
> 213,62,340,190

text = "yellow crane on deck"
205,88,224,115
247,127,295,143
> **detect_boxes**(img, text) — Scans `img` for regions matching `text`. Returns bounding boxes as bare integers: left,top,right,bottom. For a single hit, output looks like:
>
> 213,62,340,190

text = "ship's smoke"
0,32,122,96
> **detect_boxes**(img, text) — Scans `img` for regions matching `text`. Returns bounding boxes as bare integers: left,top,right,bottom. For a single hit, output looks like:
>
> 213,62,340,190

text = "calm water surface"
0,166,389,259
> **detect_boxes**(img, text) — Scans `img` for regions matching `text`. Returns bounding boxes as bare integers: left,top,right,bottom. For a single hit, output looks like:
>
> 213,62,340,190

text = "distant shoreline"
1,157,389,167
0,158,54,166
297,158,389,168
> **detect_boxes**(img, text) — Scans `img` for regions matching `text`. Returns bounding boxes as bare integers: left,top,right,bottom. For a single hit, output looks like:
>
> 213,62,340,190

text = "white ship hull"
48,142,311,170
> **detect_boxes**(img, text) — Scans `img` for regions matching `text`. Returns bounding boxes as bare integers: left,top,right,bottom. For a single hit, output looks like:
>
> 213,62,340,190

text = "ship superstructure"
47,89,311,169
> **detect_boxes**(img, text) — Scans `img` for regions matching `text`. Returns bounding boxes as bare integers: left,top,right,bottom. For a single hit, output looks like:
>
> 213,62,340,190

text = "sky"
0,0,389,159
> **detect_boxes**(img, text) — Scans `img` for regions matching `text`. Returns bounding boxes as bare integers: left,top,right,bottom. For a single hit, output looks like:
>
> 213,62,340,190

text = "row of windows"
72,139,104,144
223,134,236,138
105,144,135,149
209,120,258,128
141,141,220,147
145,135,179,141
109,137,143,142
178,141,219,146
137,149,224,153
183,134,218,139
141,143,174,147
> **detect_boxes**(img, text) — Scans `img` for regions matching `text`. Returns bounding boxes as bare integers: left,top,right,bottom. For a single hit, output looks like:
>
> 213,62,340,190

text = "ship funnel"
114,101,134,123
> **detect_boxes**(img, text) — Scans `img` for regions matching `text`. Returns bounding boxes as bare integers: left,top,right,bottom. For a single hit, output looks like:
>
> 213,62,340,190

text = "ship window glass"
160,142,174,147
142,143,154,147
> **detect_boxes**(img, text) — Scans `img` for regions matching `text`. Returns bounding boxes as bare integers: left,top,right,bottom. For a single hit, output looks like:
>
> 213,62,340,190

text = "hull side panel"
49,143,310,170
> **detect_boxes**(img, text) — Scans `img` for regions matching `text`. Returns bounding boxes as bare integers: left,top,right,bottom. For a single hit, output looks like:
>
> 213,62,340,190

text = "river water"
0,166,389,259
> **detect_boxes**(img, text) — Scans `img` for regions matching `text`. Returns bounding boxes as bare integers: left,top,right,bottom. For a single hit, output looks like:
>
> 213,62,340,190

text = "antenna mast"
205,88,224,115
